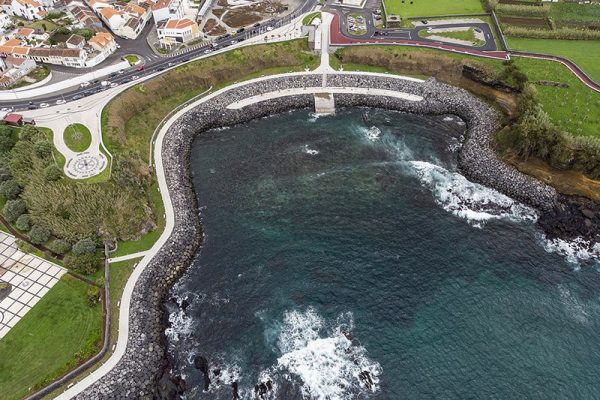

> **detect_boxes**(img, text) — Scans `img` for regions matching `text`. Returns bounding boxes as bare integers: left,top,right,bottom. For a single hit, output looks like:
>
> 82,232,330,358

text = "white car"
55,99,66,105
132,75,140,80
118,69,125,74
80,81,91,88
110,82,119,88
39,103,50,108
0,107,12,112
266,26,274,31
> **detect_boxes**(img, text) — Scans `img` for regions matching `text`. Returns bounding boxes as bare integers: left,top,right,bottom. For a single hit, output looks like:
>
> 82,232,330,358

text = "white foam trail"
540,234,600,269
557,284,589,324
443,116,454,122
165,304,194,343
409,160,538,227
273,307,381,400
304,144,319,155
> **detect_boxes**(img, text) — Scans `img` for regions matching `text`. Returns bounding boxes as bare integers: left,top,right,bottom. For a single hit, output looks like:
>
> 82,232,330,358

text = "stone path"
0,231,67,339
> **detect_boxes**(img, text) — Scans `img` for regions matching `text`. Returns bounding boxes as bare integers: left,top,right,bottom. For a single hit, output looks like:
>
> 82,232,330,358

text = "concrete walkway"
108,251,150,264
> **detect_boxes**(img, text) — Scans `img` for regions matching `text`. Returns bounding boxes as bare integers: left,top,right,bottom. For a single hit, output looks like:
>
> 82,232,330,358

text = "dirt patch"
211,8,225,17
207,24,227,36
220,0,286,28
505,155,600,201
499,15,550,29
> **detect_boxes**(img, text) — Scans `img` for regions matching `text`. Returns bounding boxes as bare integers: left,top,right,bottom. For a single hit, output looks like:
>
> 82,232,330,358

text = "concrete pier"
314,92,335,115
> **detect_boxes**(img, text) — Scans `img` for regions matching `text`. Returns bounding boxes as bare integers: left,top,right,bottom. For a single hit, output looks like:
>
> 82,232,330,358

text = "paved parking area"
0,232,66,339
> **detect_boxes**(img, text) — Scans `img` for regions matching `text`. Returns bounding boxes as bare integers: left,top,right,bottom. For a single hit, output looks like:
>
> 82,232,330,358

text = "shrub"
35,140,52,159
15,214,31,231
87,286,101,306
28,224,51,245
65,254,101,275
0,126,16,152
47,238,71,254
504,26,600,40
43,164,63,181
19,125,44,142
0,179,21,199
3,199,26,223
72,237,97,256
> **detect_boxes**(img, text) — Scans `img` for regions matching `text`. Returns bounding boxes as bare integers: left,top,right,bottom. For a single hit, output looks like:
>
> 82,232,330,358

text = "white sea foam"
308,112,321,123
304,144,319,155
409,160,538,227
557,284,589,324
540,235,600,268
443,116,454,122
165,303,194,343
272,307,381,400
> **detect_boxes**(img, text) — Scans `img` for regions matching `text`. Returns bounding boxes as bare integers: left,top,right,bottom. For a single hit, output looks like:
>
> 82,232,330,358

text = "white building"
151,0,188,23
157,17,199,47
6,0,47,20
85,31,116,66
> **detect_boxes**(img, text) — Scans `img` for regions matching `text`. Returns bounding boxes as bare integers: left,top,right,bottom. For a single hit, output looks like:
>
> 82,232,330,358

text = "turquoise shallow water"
166,109,600,399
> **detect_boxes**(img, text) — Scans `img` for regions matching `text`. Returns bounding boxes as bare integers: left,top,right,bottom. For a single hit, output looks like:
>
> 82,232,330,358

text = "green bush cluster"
65,254,101,275
504,26,600,40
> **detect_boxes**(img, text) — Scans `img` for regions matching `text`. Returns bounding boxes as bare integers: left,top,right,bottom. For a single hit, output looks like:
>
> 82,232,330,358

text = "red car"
137,64,145,71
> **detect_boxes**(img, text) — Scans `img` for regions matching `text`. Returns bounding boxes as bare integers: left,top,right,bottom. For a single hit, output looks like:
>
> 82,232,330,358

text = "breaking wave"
271,308,381,400
409,160,538,227
540,235,600,269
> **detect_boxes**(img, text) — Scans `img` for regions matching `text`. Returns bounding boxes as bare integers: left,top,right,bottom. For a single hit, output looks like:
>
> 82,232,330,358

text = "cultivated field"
383,0,485,17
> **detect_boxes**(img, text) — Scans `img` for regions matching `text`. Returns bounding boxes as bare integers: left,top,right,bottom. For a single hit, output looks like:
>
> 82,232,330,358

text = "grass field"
302,11,320,25
334,45,600,138
383,0,485,17
0,275,102,400
419,27,485,46
507,37,600,83
63,123,92,152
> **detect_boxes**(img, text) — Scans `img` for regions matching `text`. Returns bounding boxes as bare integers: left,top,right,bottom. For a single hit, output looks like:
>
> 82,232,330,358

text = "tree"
28,224,51,245
72,237,97,256
0,179,21,199
47,238,71,254
44,164,62,181
3,199,26,223
15,214,31,231
64,254,101,275
35,140,52,159
0,126,16,152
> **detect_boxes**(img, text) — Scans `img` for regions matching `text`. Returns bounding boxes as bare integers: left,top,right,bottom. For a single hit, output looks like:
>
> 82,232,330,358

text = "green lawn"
419,27,485,46
506,37,600,83
513,56,600,138
63,123,92,152
383,0,485,17
0,275,102,400
124,55,140,65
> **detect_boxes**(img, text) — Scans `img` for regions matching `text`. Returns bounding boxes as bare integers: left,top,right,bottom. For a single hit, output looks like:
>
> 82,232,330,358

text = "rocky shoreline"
76,73,598,399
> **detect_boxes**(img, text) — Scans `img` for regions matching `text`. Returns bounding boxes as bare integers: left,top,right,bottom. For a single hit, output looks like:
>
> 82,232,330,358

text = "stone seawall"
76,73,561,399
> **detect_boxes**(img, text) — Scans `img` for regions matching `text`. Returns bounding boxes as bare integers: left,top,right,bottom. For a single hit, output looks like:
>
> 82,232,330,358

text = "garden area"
0,275,102,400
383,0,485,18
418,27,486,46
63,123,92,153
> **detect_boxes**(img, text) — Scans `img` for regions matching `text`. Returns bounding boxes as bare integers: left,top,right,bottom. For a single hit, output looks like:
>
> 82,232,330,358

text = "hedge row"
504,25,600,40
495,3,549,17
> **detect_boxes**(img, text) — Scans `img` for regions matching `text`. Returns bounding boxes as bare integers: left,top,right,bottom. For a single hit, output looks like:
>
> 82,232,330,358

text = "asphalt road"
0,0,316,110
329,3,497,51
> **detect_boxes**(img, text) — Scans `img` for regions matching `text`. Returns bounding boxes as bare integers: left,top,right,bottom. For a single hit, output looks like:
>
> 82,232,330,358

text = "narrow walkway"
227,86,424,109
108,251,150,264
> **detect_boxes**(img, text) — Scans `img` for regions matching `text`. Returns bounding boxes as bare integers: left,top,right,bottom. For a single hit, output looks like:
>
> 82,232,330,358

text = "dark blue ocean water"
166,109,600,400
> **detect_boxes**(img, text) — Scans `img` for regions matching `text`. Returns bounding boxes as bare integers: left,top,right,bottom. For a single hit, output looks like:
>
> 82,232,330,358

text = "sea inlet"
164,108,600,399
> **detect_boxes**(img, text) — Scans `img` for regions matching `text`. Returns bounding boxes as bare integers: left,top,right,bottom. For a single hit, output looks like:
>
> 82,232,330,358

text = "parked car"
55,99,66,105
72,94,83,100
0,107,12,112
118,69,125,74
266,26,274,31
101,81,110,86
28,104,38,109
132,75,140,80
421,19,428,24
253,23,261,27
39,102,50,108
80,81,91,88
137,64,145,71
110,82,119,88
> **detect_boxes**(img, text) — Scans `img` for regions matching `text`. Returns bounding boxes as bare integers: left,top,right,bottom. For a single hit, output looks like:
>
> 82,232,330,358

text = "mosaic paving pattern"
0,232,66,339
